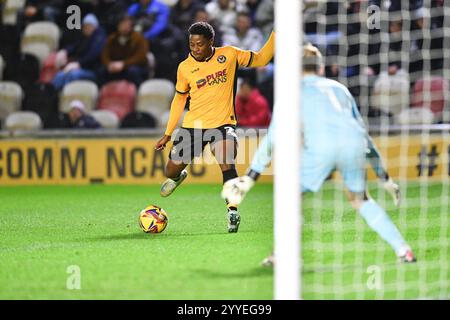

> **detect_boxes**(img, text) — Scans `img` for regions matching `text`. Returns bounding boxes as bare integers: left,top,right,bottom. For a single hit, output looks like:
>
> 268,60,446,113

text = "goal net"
277,0,449,299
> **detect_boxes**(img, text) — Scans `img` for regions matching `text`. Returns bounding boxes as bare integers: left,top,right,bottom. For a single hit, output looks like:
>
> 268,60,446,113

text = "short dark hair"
188,22,215,40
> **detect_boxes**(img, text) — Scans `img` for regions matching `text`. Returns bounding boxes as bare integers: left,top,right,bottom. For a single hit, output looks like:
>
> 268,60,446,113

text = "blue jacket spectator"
65,21,106,70
53,14,106,90
127,0,170,40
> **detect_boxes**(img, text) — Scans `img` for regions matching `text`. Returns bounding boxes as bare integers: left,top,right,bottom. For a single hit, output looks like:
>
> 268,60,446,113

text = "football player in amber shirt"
155,22,274,233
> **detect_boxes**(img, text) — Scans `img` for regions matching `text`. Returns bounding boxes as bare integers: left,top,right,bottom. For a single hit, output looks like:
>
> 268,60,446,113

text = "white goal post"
274,0,302,300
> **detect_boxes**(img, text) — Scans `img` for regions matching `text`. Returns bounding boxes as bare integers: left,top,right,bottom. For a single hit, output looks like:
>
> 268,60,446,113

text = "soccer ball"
138,205,168,233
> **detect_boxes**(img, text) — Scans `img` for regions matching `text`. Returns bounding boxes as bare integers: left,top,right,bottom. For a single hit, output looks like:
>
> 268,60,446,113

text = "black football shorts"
169,125,238,163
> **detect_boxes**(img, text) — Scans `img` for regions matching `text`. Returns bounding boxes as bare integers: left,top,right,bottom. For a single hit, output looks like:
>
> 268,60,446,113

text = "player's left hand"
221,175,255,205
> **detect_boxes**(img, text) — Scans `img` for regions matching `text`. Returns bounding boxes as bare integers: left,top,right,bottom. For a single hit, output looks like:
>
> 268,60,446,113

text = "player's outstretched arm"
155,92,188,151
248,31,275,67
366,135,389,182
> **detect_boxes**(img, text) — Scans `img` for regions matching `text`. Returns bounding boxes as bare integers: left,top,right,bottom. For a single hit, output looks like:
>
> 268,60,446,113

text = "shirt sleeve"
175,64,189,94
231,31,275,68
232,46,254,68
164,92,188,136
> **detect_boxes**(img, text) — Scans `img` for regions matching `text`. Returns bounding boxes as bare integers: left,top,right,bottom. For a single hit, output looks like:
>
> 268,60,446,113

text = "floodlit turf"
0,184,274,300
301,181,449,299
0,182,448,299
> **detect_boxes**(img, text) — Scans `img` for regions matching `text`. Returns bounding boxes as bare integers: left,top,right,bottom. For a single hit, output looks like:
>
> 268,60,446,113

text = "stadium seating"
23,22,61,52
395,107,435,125
5,111,42,131
137,79,175,126
2,0,26,25
20,22,60,67
0,25,21,68
22,83,58,124
120,111,157,128
0,55,4,80
410,76,449,122
98,81,137,120
0,81,23,121
44,112,71,129
39,52,59,84
89,110,120,129
59,80,99,113
4,53,40,89
159,109,185,129
21,41,52,68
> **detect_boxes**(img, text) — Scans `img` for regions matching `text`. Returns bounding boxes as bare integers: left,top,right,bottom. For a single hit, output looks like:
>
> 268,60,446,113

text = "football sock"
222,168,238,184
223,168,238,211
359,199,406,255
171,173,182,182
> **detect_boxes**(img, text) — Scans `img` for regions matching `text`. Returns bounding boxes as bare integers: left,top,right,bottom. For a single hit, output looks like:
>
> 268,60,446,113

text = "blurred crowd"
0,0,448,131
304,0,448,124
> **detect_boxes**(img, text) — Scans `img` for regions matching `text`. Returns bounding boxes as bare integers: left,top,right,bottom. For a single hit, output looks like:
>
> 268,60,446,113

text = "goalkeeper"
222,44,415,264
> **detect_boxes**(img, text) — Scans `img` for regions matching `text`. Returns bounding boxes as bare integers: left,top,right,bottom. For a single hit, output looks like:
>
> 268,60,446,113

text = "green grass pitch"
0,182,448,299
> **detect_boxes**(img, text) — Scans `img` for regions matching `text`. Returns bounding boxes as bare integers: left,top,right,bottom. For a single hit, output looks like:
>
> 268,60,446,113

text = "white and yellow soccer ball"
138,205,168,233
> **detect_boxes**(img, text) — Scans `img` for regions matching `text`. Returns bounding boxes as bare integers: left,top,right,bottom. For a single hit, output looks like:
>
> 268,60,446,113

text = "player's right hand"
221,175,255,205
155,135,171,151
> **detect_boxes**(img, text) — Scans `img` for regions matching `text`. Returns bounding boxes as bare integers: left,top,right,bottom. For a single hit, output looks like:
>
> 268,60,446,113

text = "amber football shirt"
175,46,254,129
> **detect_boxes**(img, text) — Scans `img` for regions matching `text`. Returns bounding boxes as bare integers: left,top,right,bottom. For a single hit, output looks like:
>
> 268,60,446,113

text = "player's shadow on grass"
192,267,272,279
84,231,242,242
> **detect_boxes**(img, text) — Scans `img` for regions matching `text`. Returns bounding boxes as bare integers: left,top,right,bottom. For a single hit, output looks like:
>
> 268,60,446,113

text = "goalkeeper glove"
221,175,255,206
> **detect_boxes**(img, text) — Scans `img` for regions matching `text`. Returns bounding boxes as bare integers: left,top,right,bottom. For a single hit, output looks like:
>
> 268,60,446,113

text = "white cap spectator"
83,14,99,28
69,100,86,113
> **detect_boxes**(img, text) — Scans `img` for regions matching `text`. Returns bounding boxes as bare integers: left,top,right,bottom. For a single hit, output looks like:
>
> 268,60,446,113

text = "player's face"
189,34,213,61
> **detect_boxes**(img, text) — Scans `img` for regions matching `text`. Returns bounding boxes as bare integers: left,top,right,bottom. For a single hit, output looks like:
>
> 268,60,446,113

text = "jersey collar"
190,47,216,62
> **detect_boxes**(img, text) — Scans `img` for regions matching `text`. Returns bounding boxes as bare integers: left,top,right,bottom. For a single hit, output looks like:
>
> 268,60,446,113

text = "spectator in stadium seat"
371,62,410,117
223,11,267,81
205,0,238,34
171,0,205,32
193,8,223,47
52,14,106,91
222,12,263,52
235,78,271,128
254,0,273,39
93,0,131,35
409,6,444,75
68,100,101,129
244,0,263,22
127,0,170,41
99,15,149,87
22,0,64,24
